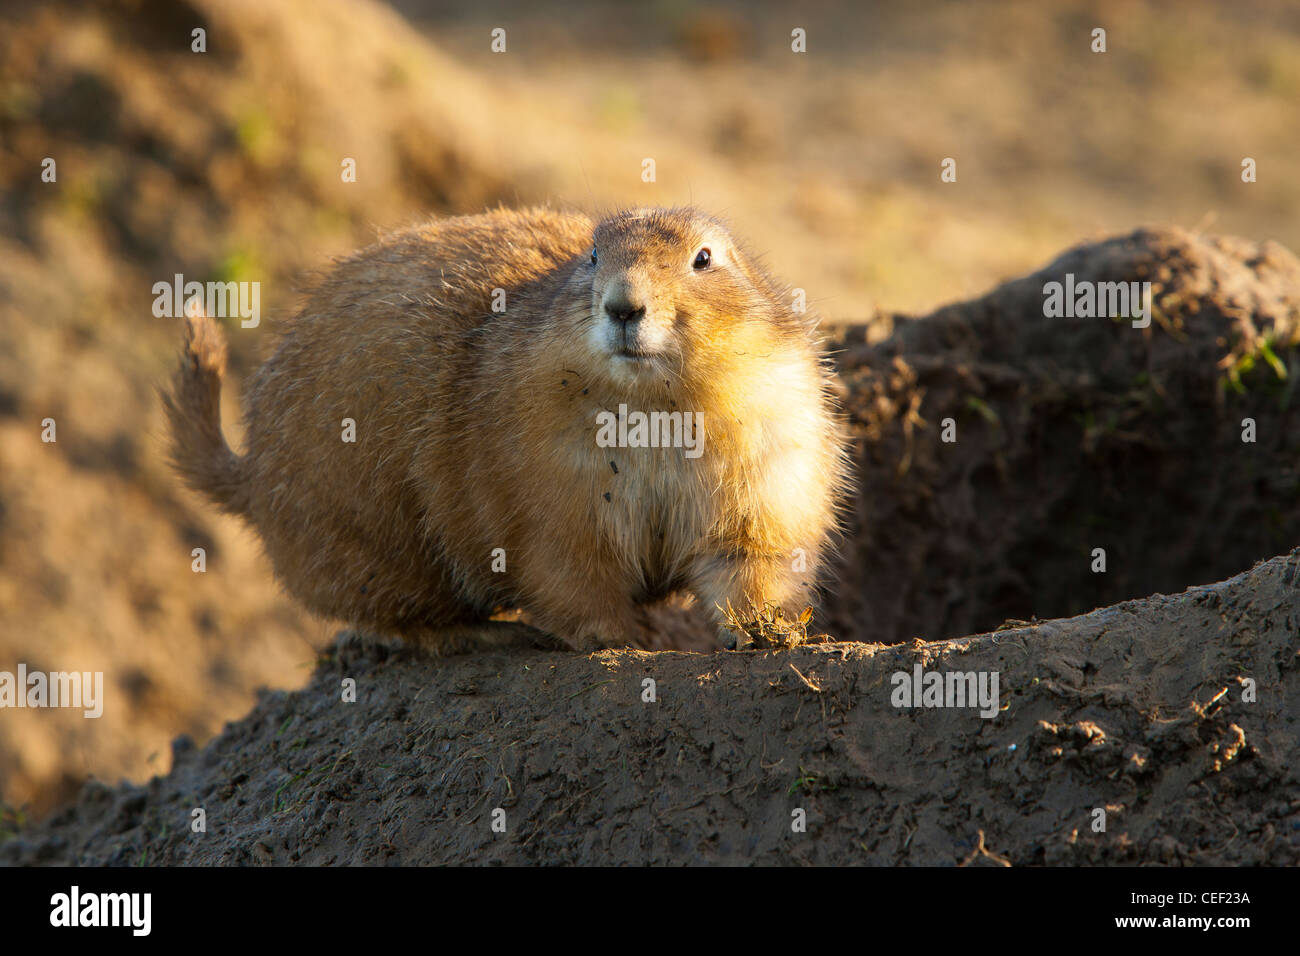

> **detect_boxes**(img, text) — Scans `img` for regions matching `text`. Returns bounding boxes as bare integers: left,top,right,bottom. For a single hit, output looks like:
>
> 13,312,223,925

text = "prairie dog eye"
692,248,712,270
590,246,598,265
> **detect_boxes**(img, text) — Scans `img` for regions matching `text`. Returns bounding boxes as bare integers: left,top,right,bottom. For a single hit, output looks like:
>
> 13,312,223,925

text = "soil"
4,227,1298,866
4,549,1297,866
826,227,1300,647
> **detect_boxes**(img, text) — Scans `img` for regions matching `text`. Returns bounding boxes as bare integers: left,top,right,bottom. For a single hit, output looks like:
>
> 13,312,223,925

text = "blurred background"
1,0,1298,820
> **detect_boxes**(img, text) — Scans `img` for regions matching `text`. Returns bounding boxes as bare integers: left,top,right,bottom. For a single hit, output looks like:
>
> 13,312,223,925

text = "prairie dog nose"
602,280,647,324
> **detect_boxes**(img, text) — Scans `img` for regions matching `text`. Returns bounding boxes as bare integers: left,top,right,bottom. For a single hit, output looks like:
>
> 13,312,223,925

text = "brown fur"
165,206,850,653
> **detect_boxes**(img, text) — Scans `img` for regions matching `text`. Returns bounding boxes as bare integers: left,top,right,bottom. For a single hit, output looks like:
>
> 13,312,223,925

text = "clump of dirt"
825,227,1300,647
5,549,1297,866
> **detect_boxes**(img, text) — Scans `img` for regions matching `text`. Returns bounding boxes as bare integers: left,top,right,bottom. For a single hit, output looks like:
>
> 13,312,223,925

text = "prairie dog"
165,207,849,652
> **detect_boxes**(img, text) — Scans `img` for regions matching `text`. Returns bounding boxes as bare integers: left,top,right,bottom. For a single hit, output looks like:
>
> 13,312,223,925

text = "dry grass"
720,600,828,650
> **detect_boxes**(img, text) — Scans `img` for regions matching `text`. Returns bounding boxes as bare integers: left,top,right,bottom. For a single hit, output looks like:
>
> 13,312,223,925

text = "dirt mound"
5,548,1297,866
827,227,1300,646
4,227,1298,865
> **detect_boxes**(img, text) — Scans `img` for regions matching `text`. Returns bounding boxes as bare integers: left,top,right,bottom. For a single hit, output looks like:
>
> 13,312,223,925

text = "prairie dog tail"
162,311,251,517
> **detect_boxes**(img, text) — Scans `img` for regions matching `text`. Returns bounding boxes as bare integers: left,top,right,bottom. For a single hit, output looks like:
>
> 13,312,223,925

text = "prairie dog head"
561,208,811,393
